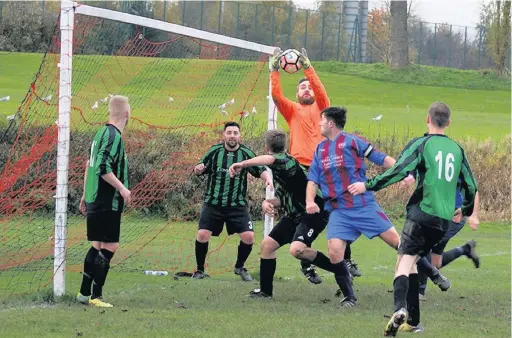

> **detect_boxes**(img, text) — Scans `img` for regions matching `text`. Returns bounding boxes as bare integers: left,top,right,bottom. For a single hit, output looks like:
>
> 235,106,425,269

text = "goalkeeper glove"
300,48,311,69
270,47,283,71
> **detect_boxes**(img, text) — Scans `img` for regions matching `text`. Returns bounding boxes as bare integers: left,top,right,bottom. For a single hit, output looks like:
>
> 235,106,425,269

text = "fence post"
181,1,186,26
477,27,483,68
434,23,437,66
463,26,467,69
288,6,292,48
0,0,3,26
320,11,325,61
304,10,309,50
200,0,204,30
163,0,166,21
448,24,452,67
218,1,222,34
271,5,275,46
337,13,342,61
418,21,422,64
235,2,240,38
254,4,258,41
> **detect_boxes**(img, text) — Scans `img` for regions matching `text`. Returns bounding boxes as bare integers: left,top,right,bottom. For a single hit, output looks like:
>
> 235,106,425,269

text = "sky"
292,0,484,28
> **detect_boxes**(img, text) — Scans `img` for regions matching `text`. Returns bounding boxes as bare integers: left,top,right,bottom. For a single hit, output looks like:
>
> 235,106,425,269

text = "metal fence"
1,0,509,70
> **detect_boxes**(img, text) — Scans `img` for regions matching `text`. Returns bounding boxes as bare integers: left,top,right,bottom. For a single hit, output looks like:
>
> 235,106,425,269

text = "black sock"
235,241,253,269
311,251,336,273
442,246,465,267
92,249,114,299
406,273,420,326
80,247,98,296
417,256,437,280
345,242,352,260
301,242,313,270
332,261,355,300
417,264,428,295
301,259,312,270
260,258,276,296
195,240,208,272
393,275,409,312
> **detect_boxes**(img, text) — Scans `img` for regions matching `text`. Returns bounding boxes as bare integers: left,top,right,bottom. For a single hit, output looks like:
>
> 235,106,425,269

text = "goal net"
0,2,276,298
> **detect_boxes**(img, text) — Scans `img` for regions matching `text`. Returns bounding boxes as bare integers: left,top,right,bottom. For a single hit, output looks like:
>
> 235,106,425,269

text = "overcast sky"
293,0,484,28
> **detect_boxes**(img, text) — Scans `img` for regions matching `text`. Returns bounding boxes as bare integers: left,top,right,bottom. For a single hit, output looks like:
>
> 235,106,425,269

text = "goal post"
51,1,277,296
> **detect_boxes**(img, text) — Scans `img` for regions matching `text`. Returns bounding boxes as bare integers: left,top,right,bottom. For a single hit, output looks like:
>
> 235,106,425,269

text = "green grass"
0,52,509,140
0,219,510,337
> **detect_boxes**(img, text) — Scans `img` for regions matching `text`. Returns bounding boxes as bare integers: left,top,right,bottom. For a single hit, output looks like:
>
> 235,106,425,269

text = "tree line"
0,1,509,73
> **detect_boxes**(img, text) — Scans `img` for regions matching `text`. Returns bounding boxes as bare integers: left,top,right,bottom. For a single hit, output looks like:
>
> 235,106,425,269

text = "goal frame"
54,0,277,296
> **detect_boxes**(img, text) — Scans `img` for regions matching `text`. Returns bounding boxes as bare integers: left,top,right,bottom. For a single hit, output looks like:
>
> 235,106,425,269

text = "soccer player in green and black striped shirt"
348,102,478,335
229,130,350,298
77,95,131,308
192,122,272,281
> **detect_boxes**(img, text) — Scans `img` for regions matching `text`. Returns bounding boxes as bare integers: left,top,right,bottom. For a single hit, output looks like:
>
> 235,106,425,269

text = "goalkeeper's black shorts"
87,210,122,243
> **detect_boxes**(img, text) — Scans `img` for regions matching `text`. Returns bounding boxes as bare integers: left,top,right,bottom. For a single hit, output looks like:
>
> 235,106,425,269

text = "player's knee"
239,231,254,245
327,247,344,263
289,242,306,259
101,242,119,253
260,237,277,255
197,230,211,243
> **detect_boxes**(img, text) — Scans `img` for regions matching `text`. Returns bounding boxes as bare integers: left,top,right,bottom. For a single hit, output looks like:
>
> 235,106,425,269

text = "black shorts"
198,203,253,237
398,219,446,257
87,210,122,243
269,211,328,247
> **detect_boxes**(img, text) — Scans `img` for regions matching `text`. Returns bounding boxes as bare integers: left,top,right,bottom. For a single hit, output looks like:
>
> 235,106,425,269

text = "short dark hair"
321,106,347,129
428,102,451,128
264,129,287,153
296,78,309,91
224,121,240,131
298,78,309,86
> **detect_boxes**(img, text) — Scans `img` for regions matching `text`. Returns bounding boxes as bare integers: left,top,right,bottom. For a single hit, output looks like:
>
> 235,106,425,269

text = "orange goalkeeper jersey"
271,66,330,167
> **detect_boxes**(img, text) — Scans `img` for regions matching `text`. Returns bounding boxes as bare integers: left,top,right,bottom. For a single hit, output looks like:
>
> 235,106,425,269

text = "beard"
298,95,315,105
225,139,238,149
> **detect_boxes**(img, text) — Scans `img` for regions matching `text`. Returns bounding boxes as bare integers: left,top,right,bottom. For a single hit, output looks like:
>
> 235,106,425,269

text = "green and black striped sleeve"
97,127,121,176
198,144,222,175
365,137,426,192
458,147,478,216
241,146,265,178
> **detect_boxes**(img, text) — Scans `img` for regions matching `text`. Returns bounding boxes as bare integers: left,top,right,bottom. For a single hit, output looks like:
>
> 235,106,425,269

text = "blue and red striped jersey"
308,132,387,210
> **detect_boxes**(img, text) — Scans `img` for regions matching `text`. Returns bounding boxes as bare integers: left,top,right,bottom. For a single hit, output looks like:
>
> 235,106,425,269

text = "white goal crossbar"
54,0,277,296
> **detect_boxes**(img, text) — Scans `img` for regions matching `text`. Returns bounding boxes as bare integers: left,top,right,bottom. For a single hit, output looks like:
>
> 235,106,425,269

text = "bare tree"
388,0,409,68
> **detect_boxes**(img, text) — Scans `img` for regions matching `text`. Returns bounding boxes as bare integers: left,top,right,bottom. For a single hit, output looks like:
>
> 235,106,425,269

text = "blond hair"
109,95,130,119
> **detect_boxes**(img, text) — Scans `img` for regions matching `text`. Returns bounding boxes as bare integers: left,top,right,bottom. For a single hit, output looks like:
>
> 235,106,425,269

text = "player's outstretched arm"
270,48,296,122
300,48,330,110
348,138,425,195
229,155,275,177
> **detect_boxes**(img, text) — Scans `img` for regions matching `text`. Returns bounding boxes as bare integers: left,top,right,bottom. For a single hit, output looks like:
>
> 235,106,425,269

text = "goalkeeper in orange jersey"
270,47,361,283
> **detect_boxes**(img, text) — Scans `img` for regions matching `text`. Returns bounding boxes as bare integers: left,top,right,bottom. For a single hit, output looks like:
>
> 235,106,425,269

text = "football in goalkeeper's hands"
280,49,303,74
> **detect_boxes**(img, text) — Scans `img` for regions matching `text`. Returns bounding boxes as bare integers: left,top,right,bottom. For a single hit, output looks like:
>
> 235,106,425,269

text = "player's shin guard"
332,261,356,300
80,247,98,296
92,249,114,299
406,273,420,326
393,275,409,312
416,256,437,280
260,258,276,296
311,251,336,273
235,241,253,269
442,246,464,267
195,240,208,272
